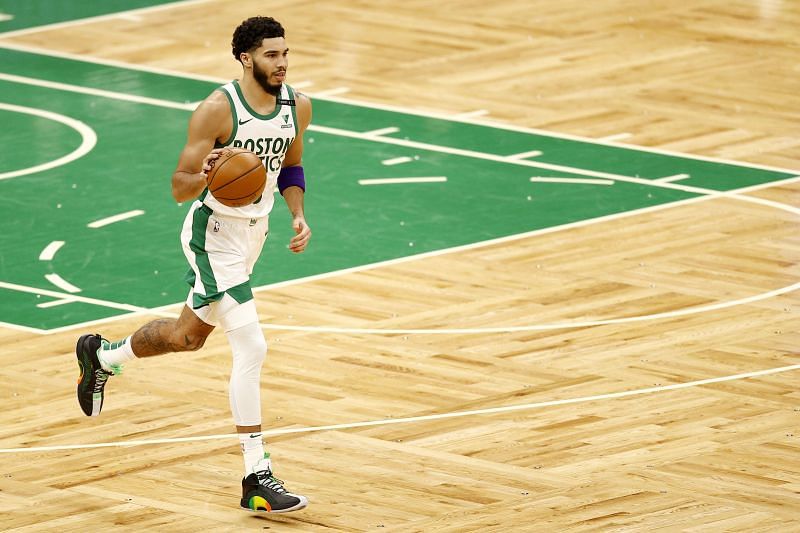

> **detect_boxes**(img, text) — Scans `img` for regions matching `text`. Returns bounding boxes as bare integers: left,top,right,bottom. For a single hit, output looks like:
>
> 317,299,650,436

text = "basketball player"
75,16,310,513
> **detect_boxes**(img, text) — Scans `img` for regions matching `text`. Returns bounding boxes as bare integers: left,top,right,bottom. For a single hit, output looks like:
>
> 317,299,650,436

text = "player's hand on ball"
201,148,226,178
289,216,311,253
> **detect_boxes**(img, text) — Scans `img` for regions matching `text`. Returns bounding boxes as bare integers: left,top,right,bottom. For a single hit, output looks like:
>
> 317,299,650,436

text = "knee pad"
226,321,266,427
227,321,267,373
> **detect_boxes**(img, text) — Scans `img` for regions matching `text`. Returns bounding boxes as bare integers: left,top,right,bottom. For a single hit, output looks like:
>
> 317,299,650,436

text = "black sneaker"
240,455,308,513
75,333,113,416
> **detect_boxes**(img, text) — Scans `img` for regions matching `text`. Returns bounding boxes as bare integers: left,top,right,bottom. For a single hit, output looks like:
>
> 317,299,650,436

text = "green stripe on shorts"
187,204,222,308
227,280,254,304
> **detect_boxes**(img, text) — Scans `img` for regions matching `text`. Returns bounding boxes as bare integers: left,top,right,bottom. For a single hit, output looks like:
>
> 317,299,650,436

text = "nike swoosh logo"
239,118,253,125
249,433,262,438
77,360,84,384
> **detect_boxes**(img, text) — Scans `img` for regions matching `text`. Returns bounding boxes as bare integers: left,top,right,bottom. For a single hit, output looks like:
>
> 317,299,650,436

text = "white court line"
308,120,795,210
311,122,661,185
0,320,46,334
363,127,399,136
0,40,796,176
315,92,799,175
6,174,800,336
115,14,143,22
0,0,214,38
530,177,614,185
1,362,797,453
0,280,151,314
0,188,719,335
455,109,489,118
312,87,350,97
508,150,543,160
382,156,414,166
291,80,313,89
0,70,797,333
260,281,800,334
0,73,195,111
37,299,75,309
0,41,227,84
0,102,97,181
597,132,633,142
87,209,145,228
657,173,691,183
38,240,65,261
359,177,447,185
44,273,81,294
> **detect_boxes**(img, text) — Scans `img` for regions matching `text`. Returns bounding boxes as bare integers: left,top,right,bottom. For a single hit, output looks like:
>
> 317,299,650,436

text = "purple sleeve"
277,165,306,194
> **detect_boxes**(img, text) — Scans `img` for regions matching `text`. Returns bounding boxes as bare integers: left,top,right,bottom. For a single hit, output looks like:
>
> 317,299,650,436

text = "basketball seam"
216,168,267,200
208,153,264,193
213,161,265,193
212,160,266,201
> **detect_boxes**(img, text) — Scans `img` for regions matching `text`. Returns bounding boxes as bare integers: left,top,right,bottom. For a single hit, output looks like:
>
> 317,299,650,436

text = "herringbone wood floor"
0,1,798,531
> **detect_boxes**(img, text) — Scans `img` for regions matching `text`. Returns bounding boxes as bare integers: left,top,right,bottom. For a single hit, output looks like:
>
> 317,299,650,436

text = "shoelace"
255,471,288,494
93,369,112,393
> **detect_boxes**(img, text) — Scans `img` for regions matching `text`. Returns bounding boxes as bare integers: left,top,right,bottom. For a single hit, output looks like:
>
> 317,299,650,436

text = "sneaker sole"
240,495,308,513
76,334,103,417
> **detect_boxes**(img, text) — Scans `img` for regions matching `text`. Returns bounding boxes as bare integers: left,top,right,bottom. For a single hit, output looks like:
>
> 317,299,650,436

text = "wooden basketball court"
0,1,797,530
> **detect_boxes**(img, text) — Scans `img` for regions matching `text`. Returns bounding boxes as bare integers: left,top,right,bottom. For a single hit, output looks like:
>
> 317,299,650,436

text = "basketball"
206,148,267,207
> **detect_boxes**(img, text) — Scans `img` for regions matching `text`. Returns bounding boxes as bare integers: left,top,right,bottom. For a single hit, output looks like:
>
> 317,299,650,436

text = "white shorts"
180,200,269,330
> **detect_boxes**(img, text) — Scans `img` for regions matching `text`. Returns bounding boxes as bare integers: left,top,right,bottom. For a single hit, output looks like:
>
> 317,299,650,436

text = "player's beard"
253,61,283,96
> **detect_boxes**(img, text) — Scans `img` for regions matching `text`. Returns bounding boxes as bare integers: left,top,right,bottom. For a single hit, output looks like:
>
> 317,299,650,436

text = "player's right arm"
171,91,232,202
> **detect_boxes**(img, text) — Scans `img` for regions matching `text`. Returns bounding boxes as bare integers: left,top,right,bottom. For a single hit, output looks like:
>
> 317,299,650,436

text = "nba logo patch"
213,220,220,232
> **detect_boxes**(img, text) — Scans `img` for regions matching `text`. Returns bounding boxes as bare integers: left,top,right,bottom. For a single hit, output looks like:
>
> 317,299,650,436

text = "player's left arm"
281,92,312,254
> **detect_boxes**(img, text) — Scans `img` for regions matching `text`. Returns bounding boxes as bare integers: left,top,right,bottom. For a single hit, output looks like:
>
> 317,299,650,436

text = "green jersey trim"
215,88,238,147
233,79,282,120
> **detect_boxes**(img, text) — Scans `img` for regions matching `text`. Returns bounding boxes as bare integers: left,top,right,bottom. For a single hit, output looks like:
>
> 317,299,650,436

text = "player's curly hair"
231,16,285,62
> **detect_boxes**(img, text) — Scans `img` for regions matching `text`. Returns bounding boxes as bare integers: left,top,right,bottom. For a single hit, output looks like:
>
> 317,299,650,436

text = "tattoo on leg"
132,319,185,356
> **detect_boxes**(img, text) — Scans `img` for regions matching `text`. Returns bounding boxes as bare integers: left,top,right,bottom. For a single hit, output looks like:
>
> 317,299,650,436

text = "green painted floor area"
0,48,794,331
0,107,79,172
0,0,180,33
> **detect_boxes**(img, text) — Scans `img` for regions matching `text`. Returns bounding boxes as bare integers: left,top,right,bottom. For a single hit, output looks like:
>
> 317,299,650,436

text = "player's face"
248,37,288,96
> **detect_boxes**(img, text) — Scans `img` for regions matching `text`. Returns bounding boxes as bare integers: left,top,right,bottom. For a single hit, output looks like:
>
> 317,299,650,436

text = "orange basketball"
206,148,267,207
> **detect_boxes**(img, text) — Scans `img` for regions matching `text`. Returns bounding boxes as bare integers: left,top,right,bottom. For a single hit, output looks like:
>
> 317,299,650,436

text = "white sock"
98,336,136,371
239,432,267,474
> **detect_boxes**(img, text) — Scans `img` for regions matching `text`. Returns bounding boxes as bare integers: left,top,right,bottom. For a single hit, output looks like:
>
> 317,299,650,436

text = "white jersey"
201,80,298,219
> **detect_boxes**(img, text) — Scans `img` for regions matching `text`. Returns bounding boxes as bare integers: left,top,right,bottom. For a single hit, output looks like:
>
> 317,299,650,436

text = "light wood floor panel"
6,0,800,166
1,0,798,530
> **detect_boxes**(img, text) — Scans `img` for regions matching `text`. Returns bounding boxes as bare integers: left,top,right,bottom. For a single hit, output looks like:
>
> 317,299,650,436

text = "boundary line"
0,72,194,111
1,362,797,453
0,62,796,333
0,40,796,176
6,174,799,336
0,280,149,314
0,0,214,39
